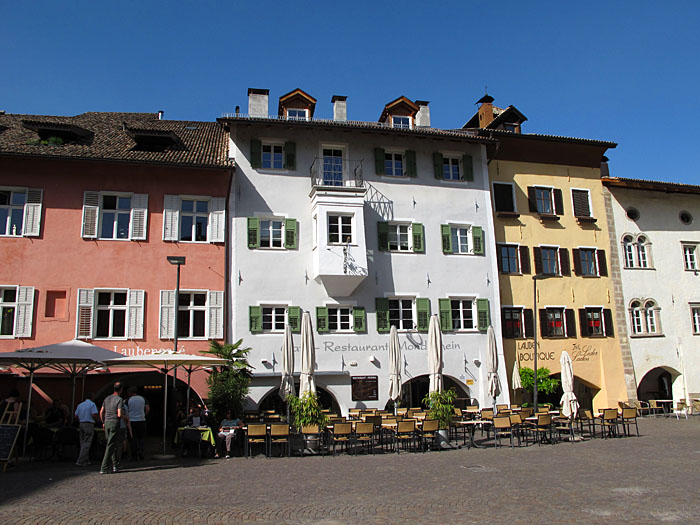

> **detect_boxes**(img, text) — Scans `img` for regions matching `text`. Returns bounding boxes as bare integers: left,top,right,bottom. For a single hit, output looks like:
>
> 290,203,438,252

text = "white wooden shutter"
23,189,43,237
207,290,224,339
127,289,145,339
81,191,100,239
159,290,175,339
162,195,179,241
77,288,95,339
209,197,226,243
129,194,148,241
14,286,34,337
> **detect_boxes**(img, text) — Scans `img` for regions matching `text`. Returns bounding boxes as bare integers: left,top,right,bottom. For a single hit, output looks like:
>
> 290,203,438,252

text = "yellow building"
465,96,636,411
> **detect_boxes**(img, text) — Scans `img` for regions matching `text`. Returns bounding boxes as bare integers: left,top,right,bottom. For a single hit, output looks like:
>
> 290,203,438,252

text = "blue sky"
2,1,699,184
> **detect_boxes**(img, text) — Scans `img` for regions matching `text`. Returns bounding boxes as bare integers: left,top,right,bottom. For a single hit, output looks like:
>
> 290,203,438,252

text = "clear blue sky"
2,1,699,184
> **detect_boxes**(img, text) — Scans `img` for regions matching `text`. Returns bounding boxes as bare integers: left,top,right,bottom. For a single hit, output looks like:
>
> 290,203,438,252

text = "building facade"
221,88,510,415
603,177,700,402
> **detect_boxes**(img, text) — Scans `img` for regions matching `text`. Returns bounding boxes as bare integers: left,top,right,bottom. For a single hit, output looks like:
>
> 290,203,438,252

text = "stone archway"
257,383,341,415
537,373,600,411
637,366,681,401
400,375,471,409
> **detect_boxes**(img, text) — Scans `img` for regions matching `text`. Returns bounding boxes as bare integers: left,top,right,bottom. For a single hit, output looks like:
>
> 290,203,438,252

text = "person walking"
100,382,124,474
74,392,99,467
126,386,149,460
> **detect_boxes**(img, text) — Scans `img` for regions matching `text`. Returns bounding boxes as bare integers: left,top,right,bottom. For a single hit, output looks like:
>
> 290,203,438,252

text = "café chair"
181,428,205,459
577,409,597,439
532,414,553,445
301,424,325,456
354,422,375,454
246,424,268,458
420,419,440,452
395,420,418,453
553,416,575,443
620,407,640,436
601,409,620,439
632,400,651,417
269,424,290,457
508,413,523,446
330,422,353,455
648,400,663,418
673,401,689,420
492,416,514,448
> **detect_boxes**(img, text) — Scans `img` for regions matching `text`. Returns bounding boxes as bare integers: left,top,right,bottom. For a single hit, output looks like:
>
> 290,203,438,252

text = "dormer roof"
379,96,420,123
278,88,317,118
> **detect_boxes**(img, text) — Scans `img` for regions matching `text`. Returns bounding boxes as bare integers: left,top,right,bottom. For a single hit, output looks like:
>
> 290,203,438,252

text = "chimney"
248,88,269,118
157,110,164,120
415,100,430,127
601,155,610,178
477,94,495,128
331,95,347,122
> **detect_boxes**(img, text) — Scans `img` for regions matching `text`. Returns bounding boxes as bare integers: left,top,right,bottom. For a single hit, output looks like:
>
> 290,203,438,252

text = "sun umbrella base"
152,453,177,460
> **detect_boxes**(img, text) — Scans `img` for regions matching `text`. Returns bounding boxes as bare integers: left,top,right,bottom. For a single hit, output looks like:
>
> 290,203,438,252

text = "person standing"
100,382,124,474
126,386,149,460
74,392,99,467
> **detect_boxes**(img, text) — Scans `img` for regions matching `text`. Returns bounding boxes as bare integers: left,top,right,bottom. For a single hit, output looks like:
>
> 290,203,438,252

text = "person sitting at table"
44,399,67,428
186,406,205,428
215,410,243,459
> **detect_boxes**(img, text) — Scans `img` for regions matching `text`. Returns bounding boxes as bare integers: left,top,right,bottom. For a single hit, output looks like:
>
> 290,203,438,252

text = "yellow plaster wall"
491,160,628,411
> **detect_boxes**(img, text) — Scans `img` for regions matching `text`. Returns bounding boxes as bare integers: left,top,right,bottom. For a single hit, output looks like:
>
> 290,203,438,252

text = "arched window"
629,299,661,336
637,236,649,268
645,300,659,333
622,235,635,268
630,300,644,334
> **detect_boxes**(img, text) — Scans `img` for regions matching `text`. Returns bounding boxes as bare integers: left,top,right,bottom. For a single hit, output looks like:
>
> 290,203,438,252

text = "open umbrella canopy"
388,325,402,401
560,350,579,419
103,353,228,369
299,311,316,395
486,325,502,406
427,315,443,393
280,324,296,400
0,339,124,372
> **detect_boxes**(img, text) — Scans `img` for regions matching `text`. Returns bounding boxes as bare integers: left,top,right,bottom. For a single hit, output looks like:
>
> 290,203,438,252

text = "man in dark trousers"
100,382,124,474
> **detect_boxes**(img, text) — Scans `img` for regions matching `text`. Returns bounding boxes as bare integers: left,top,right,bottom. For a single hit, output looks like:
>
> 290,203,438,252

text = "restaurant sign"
114,344,187,356
351,376,379,401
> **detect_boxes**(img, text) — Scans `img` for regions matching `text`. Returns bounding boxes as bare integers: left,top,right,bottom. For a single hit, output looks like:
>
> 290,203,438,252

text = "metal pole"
174,262,181,356
186,366,192,415
23,368,35,457
162,367,168,455
533,278,539,411
70,373,77,425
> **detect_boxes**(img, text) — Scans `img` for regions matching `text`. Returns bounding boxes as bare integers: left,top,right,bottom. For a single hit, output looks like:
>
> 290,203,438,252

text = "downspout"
224,166,235,344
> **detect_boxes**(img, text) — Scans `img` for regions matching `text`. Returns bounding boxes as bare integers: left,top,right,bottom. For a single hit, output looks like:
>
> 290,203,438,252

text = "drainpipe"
224,166,235,344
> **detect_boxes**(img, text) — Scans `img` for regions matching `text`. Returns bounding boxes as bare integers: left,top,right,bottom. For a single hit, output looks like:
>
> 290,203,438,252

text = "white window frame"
442,155,461,181
158,289,223,340
691,305,700,335
502,306,525,338
327,305,354,333
637,237,649,268
258,217,286,249
492,182,517,213
98,193,133,240
0,187,42,238
82,191,147,241
450,224,472,254
545,306,566,337
622,235,636,268
384,150,405,177
261,141,285,170
388,297,416,331
391,115,412,129
629,299,662,337
449,297,476,332
578,247,598,277
94,289,129,340
320,144,347,187
0,189,26,237
498,243,520,274
682,243,698,271
328,213,353,245
387,222,412,252
261,305,288,333
162,194,225,244
534,186,555,215
584,306,605,337
0,285,34,339
570,187,593,218
540,245,560,276
286,108,309,121
175,290,209,340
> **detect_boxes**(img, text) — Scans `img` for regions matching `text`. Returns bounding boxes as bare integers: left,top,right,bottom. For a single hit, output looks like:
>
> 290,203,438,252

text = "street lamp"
532,274,551,411
165,256,185,455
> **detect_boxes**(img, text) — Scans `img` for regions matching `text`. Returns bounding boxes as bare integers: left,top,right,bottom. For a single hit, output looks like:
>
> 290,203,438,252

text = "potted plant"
423,388,457,446
287,391,329,453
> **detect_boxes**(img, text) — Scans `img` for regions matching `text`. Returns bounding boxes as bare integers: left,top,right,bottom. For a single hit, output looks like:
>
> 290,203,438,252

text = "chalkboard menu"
0,424,21,462
351,376,378,401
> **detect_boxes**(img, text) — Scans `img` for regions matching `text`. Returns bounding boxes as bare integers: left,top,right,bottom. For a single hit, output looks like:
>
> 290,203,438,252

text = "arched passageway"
399,375,471,409
535,374,599,411
257,383,341,415
637,366,680,401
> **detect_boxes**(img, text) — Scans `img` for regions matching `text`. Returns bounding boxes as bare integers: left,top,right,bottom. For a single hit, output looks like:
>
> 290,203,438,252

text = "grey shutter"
209,197,226,243
77,288,95,339
127,289,145,339
461,154,474,181
523,309,534,338
250,139,262,168
603,309,614,337
162,195,180,241
283,142,296,170
527,187,538,212
405,150,417,177
14,286,34,338
559,248,571,276
533,247,543,274
539,309,548,337
23,188,43,237
130,194,148,241
433,152,443,179
579,309,589,337
159,290,175,339
496,245,504,272
572,249,582,276
374,148,385,175
81,191,100,239
565,309,577,338
208,290,224,339
377,221,389,251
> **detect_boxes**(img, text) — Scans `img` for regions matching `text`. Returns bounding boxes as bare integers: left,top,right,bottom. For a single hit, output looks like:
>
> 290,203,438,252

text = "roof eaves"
602,176,700,195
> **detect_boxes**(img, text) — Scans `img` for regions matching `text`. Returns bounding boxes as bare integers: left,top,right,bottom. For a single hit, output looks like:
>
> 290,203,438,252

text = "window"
622,236,636,268
691,305,700,335
536,187,553,214
683,244,698,270
392,116,410,129
162,195,225,244
374,148,416,177
571,189,592,218
541,247,559,275
100,195,132,239
385,152,404,176
585,308,603,336
389,299,414,330
645,301,659,334
322,148,344,186
388,223,410,251
83,191,147,241
249,305,300,334
376,298,429,333
679,211,693,225
441,224,484,255
328,214,352,244
502,308,523,338
439,298,489,331
498,245,519,274
287,109,308,121
247,217,298,250
637,236,649,268
630,301,644,335
377,222,424,253
159,290,223,340
578,249,597,276
540,307,576,338
0,188,42,237
260,219,284,248
443,157,461,181
262,143,283,169
493,183,516,213
78,288,143,340
534,246,569,276
175,292,206,338
451,226,471,253
450,299,474,330
621,234,652,269
546,308,565,337
317,306,366,333
327,307,352,331
433,152,474,181
579,308,614,337
528,187,564,216
0,288,17,336
629,300,661,336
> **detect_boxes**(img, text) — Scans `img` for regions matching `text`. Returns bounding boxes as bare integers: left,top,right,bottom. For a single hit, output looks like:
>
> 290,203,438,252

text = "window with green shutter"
416,298,431,332
374,148,385,175
316,306,328,333
472,226,484,255
353,307,366,332
287,306,301,333
433,152,443,179
441,224,453,253
283,142,296,170
249,306,262,333
247,217,259,248
284,218,298,249
377,221,389,251
477,299,490,330
405,150,417,177
462,154,474,181
438,298,452,332
375,298,390,333
412,223,424,253
250,139,262,169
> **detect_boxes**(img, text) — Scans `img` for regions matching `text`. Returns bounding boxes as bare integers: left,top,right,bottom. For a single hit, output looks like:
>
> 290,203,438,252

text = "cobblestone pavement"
1,417,699,524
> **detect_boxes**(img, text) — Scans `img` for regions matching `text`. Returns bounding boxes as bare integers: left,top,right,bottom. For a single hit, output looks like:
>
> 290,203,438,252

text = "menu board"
0,424,21,462
351,376,378,401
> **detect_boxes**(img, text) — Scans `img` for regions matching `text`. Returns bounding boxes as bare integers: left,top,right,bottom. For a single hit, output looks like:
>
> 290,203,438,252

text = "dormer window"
278,88,316,121
22,120,93,146
392,116,411,129
125,127,181,152
286,109,309,121
379,96,419,129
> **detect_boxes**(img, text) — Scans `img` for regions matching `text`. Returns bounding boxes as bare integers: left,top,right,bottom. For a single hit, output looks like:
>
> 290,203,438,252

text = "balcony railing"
310,157,364,188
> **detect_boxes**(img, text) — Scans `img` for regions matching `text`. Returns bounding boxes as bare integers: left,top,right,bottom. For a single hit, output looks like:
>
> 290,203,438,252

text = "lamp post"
532,274,551,411
166,256,185,454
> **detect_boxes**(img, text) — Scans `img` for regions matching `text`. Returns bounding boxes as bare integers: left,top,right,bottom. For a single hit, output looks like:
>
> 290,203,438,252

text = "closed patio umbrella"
512,356,523,391
486,325,502,409
560,350,579,419
299,311,316,395
388,325,402,403
280,324,295,400
427,314,443,393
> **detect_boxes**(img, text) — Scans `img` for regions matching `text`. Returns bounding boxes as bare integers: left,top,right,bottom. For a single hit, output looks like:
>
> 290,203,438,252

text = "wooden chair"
348,408,361,419
420,419,440,452
509,413,523,446
601,409,620,439
532,414,553,445
300,424,325,456
492,416,513,448
620,407,640,436
395,420,418,453
396,408,408,417
268,424,290,457
496,404,509,413
577,409,597,439
246,424,268,458
632,400,651,417
648,400,663,418
354,422,375,454
553,416,575,443
330,422,353,455
465,405,480,420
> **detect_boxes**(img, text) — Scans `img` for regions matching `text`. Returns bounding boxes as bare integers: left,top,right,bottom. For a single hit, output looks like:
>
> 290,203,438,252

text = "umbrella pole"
23,368,35,458
162,368,168,456
185,367,192,415
70,373,77,425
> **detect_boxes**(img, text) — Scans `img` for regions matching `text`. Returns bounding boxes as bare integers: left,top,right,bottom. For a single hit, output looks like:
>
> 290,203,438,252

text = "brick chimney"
248,88,269,118
477,94,495,128
415,100,430,127
331,95,347,121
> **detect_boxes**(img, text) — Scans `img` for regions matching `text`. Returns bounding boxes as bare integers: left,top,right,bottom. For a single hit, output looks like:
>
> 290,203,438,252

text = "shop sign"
114,344,187,356
570,343,599,362
321,340,461,353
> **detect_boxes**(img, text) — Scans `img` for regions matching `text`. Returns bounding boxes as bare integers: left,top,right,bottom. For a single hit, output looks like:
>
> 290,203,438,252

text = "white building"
603,176,700,402
220,88,510,415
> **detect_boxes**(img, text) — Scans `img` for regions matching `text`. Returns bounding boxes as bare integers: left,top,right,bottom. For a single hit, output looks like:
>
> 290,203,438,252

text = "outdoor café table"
525,416,556,444
455,420,490,448
175,426,216,447
655,400,674,415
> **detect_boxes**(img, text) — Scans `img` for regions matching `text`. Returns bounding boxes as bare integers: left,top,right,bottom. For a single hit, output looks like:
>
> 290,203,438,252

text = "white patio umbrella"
560,350,579,419
512,356,523,391
299,311,316,395
427,314,443,393
104,353,227,457
486,325,502,410
279,324,295,400
388,325,402,404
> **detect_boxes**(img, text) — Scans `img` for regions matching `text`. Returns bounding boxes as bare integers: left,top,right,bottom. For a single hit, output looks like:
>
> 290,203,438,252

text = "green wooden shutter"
374,148,385,175
472,226,484,255
405,150,417,177
284,218,298,249
353,307,366,333
247,217,259,248
438,298,453,332
375,298,390,333
249,306,262,333
412,223,424,253
441,224,453,253
416,298,431,332
287,306,301,333
377,221,389,251
477,299,490,331
250,139,262,169
462,154,474,181
433,152,444,179
283,142,296,170
316,306,329,333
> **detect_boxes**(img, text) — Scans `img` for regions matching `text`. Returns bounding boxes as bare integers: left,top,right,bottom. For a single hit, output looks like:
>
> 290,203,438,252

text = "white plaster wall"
227,123,509,414
608,187,700,399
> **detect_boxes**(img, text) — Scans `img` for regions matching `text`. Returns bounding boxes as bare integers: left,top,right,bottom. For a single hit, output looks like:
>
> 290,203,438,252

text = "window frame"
535,186,554,215
584,307,604,337
176,290,208,340
320,145,346,186
502,306,524,338
541,246,560,276
449,297,476,332
261,305,288,333
498,243,520,274
629,299,662,337
327,305,353,333
261,141,285,170
578,248,598,277
682,243,698,271
442,156,461,181
98,193,133,241
545,307,566,337
0,287,18,337
691,304,700,335
328,213,353,245
384,150,405,177
93,289,129,340
388,297,416,331
450,225,472,254
391,115,411,129
286,108,309,121
492,182,517,214
258,218,285,249
0,189,26,237
387,222,412,252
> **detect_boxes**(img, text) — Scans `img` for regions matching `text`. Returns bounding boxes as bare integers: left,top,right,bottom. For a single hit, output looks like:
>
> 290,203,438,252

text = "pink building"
0,111,231,414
